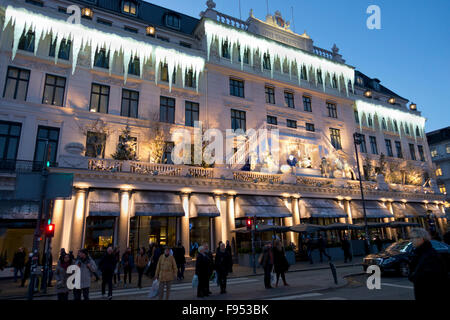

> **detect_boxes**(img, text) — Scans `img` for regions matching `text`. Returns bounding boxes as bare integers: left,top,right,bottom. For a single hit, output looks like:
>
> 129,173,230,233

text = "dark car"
362,240,450,277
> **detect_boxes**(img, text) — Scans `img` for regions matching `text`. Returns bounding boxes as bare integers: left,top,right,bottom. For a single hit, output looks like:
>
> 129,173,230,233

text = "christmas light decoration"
3,5,205,91
203,19,355,95
355,100,426,139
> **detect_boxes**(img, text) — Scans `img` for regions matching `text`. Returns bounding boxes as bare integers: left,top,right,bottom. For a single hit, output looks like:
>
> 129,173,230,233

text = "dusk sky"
146,0,450,132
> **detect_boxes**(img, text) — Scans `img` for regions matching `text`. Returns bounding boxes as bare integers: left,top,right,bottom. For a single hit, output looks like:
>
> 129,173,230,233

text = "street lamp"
353,132,371,253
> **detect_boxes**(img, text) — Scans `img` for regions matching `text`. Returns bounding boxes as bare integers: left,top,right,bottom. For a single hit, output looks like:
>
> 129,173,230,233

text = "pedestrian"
203,243,214,295
59,248,67,263
173,241,186,280
273,240,289,287
318,234,331,263
113,247,121,286
43,248,53,287
305,236,313,264
135,247,149,289
20,253,33,287
341,236,352,263
195,246,210,297
225,240,233,273
121,247,134,287
374,236,383,252
155,246,177,300
68,250,75,261
408,228,448,300
215,242,232,294
261,243,274,289
149,244,161,278
73,249,96,300
216,241,223,254
55,253,72,301
12,247,25,283
99,246,115,299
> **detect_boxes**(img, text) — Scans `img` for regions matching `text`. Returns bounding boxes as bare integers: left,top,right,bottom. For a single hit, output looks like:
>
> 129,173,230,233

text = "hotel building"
0,0,447,263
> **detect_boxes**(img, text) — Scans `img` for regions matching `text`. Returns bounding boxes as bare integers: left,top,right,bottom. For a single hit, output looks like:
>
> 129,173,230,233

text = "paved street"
26,265,413,300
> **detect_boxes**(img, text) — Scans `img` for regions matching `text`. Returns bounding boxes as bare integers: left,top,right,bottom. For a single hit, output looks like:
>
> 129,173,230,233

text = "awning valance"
190,194,220,218
351,201,393,219
391,202,416,218
235,196,291,218
134,192,184,217
300,198,347,218
89,202,120,217
407,203,428,217
0,200,39,219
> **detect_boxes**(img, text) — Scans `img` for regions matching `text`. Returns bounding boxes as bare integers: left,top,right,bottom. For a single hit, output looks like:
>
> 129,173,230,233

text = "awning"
425,203,445,217
388,221,420,228
407,203,429,217
323,223,362,230
300,198,347,218
391,202,416,218
351,201,393,219
235,196,291,218
89,202,120,217
134,192,184,217
0,200,39,219
190,194,220,218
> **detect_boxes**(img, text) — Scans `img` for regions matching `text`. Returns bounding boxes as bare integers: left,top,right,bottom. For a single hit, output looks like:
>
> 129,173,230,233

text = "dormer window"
123,1,137,16
372,80,380,91
165,13,180,30
356,76,364,86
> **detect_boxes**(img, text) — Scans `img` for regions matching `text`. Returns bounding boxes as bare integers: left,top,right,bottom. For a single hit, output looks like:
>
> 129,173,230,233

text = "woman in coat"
155,246,177,300
55,253,72,300
273,240,289,287
195,246,210,297
408,228,448,300
73,249,97,300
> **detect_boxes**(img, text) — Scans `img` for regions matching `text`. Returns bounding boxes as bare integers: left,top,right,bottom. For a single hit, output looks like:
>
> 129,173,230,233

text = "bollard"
329,262,338,285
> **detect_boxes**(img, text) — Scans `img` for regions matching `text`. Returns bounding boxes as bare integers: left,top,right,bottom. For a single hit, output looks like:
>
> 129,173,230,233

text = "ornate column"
214,194,223,244
51,199,65,262
226,194,236,255
344,199,353,224
384,201,394,240
283,197,294,245
69,188,88,252
181,193,190,257
118,189,132,252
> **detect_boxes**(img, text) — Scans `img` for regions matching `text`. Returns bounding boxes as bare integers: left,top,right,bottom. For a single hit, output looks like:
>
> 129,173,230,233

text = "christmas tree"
111,126,137,160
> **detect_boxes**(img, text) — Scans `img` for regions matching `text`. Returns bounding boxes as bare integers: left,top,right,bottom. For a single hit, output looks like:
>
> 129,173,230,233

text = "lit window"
439,185,446,194
123,1,137,15
446,145,450,154
330,128,342,150
431,149,438,157
356,76,364,86
436,167,442,176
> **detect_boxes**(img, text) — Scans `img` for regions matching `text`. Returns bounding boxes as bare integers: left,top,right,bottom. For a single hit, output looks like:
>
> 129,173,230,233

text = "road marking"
382,283,413,290
90,278,258,299
267,293,323,300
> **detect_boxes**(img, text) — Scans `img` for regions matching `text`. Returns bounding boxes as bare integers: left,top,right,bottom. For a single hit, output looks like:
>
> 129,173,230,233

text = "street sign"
15,172,74,200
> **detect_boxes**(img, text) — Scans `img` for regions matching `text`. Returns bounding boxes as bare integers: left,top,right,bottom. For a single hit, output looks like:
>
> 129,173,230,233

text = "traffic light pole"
252,216,256,274
27,140,49,300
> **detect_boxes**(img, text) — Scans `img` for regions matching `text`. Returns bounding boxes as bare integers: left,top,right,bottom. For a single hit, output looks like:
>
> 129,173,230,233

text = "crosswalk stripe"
382,283,413,290
90,278,258,298
267,293,323,300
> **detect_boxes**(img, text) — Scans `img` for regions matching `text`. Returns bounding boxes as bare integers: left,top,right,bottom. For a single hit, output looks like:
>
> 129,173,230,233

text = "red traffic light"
246,218,252,230
45,224,55,238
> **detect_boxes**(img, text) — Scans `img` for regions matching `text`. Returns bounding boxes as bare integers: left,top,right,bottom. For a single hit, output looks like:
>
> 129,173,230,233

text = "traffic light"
246,218,252,231
45,223,55,238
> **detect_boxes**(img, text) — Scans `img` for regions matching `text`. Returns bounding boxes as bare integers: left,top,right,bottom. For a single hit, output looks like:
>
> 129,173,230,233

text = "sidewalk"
0,258,362,299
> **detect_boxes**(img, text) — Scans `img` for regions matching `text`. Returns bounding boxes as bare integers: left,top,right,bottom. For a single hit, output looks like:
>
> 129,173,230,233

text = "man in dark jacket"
318,234,331,263
341,236,352,263
99,246,116,299
121,248,134,287
195,246,210,298
408,228,448,300
215,243,232,294
173,241,186,280
203,243,214,295
261,243,274,289
12,247,25,283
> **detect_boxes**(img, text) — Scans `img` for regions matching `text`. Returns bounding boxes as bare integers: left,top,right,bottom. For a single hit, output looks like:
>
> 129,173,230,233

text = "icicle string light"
204,19,355,95
3,5,205,91
355,100,426,140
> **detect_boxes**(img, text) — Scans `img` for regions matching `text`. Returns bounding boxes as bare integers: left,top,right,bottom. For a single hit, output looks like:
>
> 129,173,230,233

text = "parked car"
362,240,450,277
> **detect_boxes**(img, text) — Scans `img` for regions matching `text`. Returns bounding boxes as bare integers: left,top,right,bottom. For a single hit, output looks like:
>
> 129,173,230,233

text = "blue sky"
146,0,450,132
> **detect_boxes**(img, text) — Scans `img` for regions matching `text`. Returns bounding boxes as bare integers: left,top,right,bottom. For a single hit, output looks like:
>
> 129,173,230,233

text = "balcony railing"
88,158,122,172
233,171,281,183
0,159,58,173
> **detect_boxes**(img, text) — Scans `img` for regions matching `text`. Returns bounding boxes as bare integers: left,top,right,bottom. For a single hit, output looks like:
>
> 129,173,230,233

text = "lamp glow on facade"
146,25,155,36
388,97,396,104
409,103,417,111
81,7,93,19
364,90,372,98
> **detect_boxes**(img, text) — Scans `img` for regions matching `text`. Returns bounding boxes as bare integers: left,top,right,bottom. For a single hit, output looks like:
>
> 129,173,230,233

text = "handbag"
192,274,198,288
148,279,159,298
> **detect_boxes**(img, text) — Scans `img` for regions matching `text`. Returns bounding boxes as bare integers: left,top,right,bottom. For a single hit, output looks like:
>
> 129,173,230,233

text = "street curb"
0,264,362,300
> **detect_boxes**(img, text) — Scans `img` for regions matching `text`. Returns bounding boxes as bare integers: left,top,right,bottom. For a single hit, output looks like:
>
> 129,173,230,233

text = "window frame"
303,96,312,112
121,89,139,118
326,102,338,118
122,0,137,16
284,91,295,108
49,38,71,60
267,115,277,125
385,139,393,157
42,74,66,106
160,96,176,124
329,128,342,150
287,119,297,129
89,83,110,114
417,145,425,162
185,101,199,127
0,120,22,160
408,143,417,161
3,66,30,101
369,136,378,155
305,122,315,132
93,48,110,69
395,141,403,158
229,78,245,98
34,126,60,164
231,109,246,131
265,86,275,104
